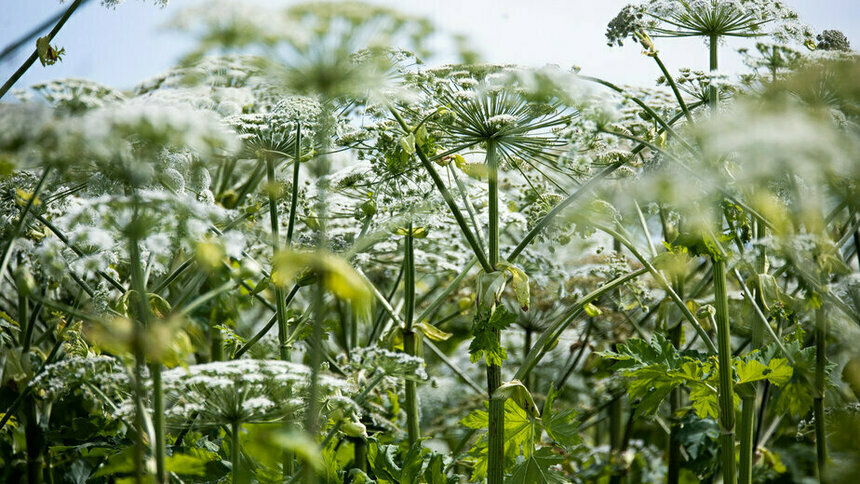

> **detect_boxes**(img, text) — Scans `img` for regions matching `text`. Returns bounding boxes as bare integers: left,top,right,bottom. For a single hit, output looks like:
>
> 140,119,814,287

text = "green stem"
265,152,295,477
667,322,683,484
709,34,719,113
25,394,44,484
351,437,367,474
127,201,152,484
738,395,755,484
305,103,335,484
265,155,291,362
0,0,85,99
287,122,302,247
485,139,504,484
19,290,31,351
403,221,420,445
712,257,736,484
150,363,166,484
608,392,624,484
814,307,828,483
232,421,242,483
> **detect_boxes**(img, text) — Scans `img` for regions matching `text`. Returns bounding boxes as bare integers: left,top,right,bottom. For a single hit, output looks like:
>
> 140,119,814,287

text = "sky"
1,0,858,94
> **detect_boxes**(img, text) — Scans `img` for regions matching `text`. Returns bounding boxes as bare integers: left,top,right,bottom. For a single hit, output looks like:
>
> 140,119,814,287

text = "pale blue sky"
2,0,858,93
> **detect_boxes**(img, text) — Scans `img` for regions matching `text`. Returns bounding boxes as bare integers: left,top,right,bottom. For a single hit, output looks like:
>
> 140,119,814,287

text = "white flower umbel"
148,360,352,429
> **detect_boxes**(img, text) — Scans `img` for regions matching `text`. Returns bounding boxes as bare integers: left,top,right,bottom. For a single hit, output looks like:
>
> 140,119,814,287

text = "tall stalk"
485,140,504,484
741,220,768,484
713,257,737,484
608,392,624,484
402,221,420,445
128,199,165,483
232,421,242,484
265,154,291,362
305,103,334,484
814,307,828,483
738,393,755,484
287,122,302,247
709,34,719,113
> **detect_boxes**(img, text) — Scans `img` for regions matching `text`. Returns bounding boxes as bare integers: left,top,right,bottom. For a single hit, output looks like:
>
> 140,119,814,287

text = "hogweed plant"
0,1,859,483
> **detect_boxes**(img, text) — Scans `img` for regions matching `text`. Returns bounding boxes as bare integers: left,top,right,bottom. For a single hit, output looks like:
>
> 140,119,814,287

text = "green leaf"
598,333,684,371
497,261,530,311
414,321,452,342
735,357,792,386
506,448,567,484
165,451,214,476
477,271,507,314
469,306,516,366
583,302,602,317
36,36,65,67
461,400,539,481
542,385,580,447
688,382,720,420
399,133,416,154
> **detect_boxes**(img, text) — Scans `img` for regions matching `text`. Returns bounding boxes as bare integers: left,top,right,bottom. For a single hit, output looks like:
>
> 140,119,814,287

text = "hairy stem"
738,394,755,484
403,222,420,445
814,307,828,483
287,122,302,247
713,258,736,484
485,139,504,484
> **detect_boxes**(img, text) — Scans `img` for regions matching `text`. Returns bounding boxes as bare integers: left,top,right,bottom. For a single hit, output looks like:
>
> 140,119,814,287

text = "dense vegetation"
1,1,858,482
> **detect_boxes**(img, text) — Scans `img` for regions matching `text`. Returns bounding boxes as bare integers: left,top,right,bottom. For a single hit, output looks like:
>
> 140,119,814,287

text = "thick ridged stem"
287,122,302,247
265,155,294,476
608,393,624,484
266,156,291,362
353,437,367,473
738,395,755,484
305,103,334,484
709,34,719,113
668,265,684,484
25,394,43,484
486,140,504,484
523,328,533,391
232,421,242,484
667,322,683,484
403,222,420,445
814,308,828,483
713,258,736,484
128,204,154,483
150,363,165,483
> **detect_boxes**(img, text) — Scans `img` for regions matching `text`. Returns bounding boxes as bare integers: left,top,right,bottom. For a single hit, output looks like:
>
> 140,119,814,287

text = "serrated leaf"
542,385,580,447
506,448,566,484
735,357,792,386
